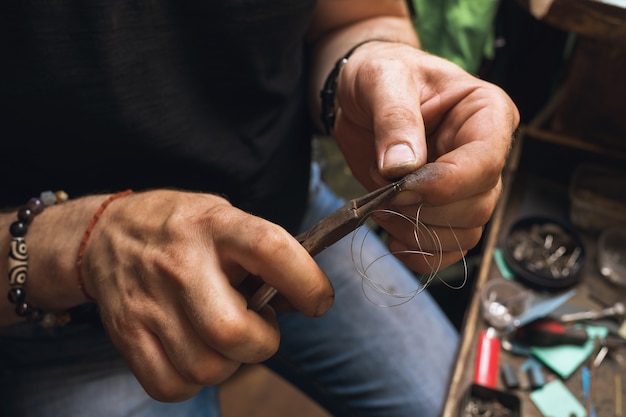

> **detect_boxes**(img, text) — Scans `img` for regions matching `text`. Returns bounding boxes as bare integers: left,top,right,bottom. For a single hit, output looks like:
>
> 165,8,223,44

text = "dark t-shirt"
1,0,316,232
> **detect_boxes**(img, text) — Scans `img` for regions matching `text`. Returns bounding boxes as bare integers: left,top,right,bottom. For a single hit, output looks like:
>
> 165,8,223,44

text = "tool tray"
458,383,521,417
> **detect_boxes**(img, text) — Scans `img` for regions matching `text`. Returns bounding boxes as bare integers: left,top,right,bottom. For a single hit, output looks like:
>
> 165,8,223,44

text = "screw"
559,302,626,323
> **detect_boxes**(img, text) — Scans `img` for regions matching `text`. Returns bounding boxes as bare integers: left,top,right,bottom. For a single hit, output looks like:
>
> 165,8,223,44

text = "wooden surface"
443,4,626,406
550,37,626,151
442,124,526,417
442,127,626,417
517,0,626,43
517,0,626,153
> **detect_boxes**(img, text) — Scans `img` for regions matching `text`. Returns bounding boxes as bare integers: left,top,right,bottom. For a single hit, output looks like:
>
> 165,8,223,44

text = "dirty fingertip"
381,144,422,180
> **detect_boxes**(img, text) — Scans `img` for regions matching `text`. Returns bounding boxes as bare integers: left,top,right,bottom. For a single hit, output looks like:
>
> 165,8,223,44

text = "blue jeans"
0,165,458,417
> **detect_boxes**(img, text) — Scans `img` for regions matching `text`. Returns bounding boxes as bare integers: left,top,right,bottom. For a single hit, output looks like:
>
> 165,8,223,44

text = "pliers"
248,175,409,311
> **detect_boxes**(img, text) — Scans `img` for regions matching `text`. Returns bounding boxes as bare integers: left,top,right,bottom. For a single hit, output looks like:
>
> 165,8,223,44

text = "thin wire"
349,205,468,307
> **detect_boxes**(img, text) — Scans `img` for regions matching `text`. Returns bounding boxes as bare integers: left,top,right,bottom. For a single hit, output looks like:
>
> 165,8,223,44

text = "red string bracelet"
75,190,133,302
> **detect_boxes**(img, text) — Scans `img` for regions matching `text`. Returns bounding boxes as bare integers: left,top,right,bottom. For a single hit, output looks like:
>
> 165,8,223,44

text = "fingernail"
383,144,416,169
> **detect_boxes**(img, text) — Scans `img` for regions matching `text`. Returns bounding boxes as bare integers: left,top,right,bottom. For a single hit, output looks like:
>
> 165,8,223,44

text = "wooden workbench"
442,127,626,417
443,2,626,415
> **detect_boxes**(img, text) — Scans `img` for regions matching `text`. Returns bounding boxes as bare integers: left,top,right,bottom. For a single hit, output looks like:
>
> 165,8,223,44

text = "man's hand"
79,190,334,401
333,42,519,273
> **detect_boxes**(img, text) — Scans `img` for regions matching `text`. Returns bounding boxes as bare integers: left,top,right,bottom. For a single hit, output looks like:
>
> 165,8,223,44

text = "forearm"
306,0,420,131
1,195,104,326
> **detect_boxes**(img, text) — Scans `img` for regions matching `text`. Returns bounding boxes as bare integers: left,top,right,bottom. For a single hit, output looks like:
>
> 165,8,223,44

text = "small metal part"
559,302,626,323
544,234,553,250
462,398,513,417
593,345,609,368
509,289,576,331
547,246,567,265
565,247,582,269
505,218,585,288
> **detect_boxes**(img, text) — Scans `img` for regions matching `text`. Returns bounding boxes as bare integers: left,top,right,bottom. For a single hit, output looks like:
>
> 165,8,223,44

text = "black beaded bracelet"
319,39,393,136
7,190,68,322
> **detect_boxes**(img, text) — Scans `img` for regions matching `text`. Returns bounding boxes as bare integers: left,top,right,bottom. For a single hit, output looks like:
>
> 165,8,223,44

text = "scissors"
248,174,410,311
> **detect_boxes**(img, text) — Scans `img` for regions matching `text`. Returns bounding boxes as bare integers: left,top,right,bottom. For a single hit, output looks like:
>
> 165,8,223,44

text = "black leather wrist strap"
319,39,393,136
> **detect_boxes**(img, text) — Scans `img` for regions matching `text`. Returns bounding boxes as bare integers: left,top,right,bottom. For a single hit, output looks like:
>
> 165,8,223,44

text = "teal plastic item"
531,325,609,379
411,0,500,74
493,248,515,280
530,379,587,417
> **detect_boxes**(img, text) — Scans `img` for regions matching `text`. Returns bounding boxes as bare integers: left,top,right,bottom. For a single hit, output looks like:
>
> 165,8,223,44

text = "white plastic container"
598,227,626,287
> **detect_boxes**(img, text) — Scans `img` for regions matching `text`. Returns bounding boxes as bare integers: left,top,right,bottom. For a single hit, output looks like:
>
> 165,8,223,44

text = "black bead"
17,207,36,224
7,287,25,304
26,197,45,215
9,220,27,237
15,301,31,317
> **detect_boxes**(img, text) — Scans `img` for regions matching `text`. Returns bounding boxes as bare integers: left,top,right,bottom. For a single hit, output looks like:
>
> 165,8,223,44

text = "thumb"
370,70,427,180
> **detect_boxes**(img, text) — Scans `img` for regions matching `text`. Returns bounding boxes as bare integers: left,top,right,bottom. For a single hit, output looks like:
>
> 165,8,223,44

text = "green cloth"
412,0,500,74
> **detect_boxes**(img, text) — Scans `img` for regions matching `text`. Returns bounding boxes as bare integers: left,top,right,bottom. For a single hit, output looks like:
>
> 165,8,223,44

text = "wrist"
75,190,134,302
319,39,395,136
25,195,104,308
1,194,111,327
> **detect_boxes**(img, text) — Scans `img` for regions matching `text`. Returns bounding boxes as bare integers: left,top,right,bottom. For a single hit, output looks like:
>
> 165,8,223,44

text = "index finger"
398,85,518,205
217,211,335,317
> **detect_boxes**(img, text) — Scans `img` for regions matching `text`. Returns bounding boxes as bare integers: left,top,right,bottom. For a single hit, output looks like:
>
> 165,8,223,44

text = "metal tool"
479,277,576,333
506,288,576,332
514,319,589,347
584,341,609,417
593,345,609,368
558,301,626,323
248,175,409,311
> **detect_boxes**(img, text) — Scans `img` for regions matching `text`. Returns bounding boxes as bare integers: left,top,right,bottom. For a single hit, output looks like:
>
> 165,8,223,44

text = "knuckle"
207,309,280,360
251,222,292,259
211,318,248,350
379,105,421,130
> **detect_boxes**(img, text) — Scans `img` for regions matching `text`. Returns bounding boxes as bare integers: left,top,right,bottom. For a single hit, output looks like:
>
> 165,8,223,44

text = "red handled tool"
514,319,588,347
